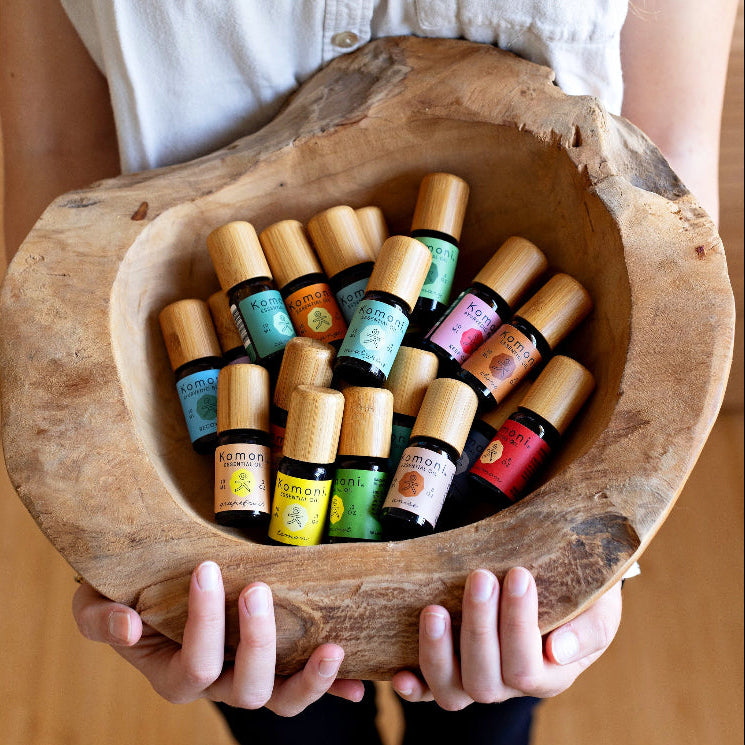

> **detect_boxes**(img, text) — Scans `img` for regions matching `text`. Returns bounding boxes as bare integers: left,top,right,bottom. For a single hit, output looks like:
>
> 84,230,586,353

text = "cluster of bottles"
158,173,596,546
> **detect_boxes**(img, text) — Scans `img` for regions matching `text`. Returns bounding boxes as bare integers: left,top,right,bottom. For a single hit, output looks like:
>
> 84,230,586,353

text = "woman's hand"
72,561,365,715
391,567,622,709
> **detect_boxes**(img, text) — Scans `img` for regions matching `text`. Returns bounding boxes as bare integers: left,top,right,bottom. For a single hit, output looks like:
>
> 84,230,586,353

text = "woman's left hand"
391,567,622,709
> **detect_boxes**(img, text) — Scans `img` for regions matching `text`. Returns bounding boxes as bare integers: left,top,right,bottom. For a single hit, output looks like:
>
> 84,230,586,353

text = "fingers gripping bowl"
0,38,734,679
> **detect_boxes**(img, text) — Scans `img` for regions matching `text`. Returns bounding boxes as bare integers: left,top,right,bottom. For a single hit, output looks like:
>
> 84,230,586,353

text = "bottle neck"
174,356,223,380
470,281,512,322
411,227,459,247
510,407,561,449
406,435,460,464
217,428,271,445
363,289,412,317
280,272,329,298
277,455,333,480
509,315,552,362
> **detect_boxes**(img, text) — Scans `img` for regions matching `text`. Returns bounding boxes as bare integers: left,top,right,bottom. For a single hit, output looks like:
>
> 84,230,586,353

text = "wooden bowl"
0,38,734,679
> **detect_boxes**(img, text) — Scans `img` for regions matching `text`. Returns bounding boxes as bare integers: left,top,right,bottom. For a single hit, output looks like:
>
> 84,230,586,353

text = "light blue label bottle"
176,368,219,442
335,277,370,323
237,290,295,360
337,298,409,377
415,235,459,304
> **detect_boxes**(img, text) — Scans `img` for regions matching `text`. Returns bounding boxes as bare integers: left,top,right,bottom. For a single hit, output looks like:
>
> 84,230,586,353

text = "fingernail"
506,567,531,597
394,682,413,696
243,585,271,617
469,569,495,603
423,611,446,640
318,656,343,678
108,610,131,643
552,629,580,664
196,561,220,592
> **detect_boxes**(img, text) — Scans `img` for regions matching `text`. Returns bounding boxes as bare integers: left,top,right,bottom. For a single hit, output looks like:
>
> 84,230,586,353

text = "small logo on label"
480,440,504,464
282,503,308,530
360,324,385,350
196,394,217,420
273,313,294,336
229,469,255,495
398,471,425,496
424,262,439,287
489,354,515,379
308,307,333,332
460,328,483,355
330,495,344,524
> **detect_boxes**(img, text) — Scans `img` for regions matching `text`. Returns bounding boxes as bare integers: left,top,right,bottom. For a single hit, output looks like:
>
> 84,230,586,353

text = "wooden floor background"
1,6,741,745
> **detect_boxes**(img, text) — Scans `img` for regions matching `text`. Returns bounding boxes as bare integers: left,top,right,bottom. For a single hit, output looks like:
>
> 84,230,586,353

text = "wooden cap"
207,290,243,353
384,346,439,417
283,385,344,464
366,236,432,311
355,206,389,258
216,364,270,433
516,273,593,349
410,173,470,240
338,387,394,458
519,356,595,434
273,337,336,410
473,237,548,308
259,219,323,288
207,221,272,290
411,378,478,455
306,205,375,278
159,298,221,371
479,378,532,430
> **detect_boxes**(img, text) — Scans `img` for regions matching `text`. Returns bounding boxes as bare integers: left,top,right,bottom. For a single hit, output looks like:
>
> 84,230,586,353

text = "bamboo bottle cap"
519,356,595,434
473,237,548,308
516,273,593,349
159,298,222,371
338,387,394,458
259,219,323,289
411,378,479,455
306,205,375,278
384,346,439,417
355,206,389,258
216,364,270,433
207,290,244,353
207,221,272,291
480,378,532,431
410,173,470,241
366,236,432,311
283,385,344,464
273,337,336,410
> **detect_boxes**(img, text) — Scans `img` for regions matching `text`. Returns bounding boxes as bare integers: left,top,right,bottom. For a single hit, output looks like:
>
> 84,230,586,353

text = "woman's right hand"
72,561,364,715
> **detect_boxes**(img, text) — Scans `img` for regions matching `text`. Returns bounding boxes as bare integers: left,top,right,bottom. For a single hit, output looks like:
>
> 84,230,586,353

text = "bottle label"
284,281,347,344
461,324,542,402
214,443,271,513
229,304,258,362
448,425,494,497
268,472,332,546
427,291,502,363
383,446,456,527
335,277,370,323
415,235,459,305
337,298,409,377
176,369,219,443
237,290,295,360
328,468,388,540
469,420,552,502
388,422,413,472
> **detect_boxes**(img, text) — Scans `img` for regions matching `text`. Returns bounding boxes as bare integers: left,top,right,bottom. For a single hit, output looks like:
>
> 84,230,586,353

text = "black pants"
216,684,539,745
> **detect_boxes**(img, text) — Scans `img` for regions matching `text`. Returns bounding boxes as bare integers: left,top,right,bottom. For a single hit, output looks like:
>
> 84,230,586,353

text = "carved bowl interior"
0,38,734,679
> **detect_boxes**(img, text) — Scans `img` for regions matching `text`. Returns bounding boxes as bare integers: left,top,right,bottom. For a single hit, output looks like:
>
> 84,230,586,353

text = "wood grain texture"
0,38,735,679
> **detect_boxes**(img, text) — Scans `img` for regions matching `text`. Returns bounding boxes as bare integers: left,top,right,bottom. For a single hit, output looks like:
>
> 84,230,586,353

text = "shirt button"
331,31,359,49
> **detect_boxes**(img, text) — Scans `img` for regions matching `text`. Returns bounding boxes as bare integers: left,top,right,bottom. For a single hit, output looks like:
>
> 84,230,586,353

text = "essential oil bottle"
381,378,478,539
335,236,432,387
383,345,439,473
437,379,532,531
159,298,223,454
355,206,389,259
327,386,393,543
214,364,272,527
208,290,252,365
458,273,592,410
259,219,347,347
307,205,376,323
469,355,595,511
422,236,548,371
207,221,295,370
270,337,336,478
409,172,470,335
267,385,344,547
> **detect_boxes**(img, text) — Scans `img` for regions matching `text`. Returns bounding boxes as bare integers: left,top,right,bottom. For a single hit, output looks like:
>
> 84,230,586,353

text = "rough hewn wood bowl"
0,38,734,679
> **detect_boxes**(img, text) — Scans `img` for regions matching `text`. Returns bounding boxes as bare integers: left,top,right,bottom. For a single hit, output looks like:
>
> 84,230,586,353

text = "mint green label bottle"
328,468,388,541
415,235,459,305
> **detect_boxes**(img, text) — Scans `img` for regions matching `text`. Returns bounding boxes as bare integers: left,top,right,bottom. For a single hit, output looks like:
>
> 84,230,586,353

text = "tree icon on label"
398,471,425,496
230,469,254,495
489,354,515,379
196,394,217,420
480,440,504,464
330,495,344,524
283,503,308,531
308,308,333,332
273,313,294,337
460,328,483,355
360,324,385,350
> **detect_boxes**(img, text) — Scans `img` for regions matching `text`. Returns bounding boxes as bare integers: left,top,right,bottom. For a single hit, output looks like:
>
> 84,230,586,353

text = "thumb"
72,581,143,646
